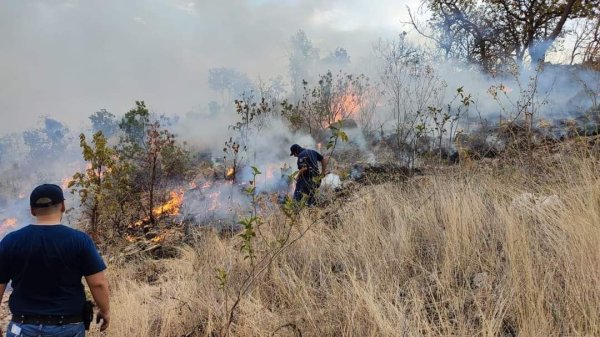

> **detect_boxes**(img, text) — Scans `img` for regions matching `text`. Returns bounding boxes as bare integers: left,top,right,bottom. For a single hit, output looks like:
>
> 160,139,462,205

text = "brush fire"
130,189,185,228
0,218,18,237
226,167,235,179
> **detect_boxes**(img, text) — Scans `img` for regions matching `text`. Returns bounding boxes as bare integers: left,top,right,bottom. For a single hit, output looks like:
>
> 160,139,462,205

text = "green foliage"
116,101,192,227
119,101,149,147
326,120,349,157
232,96,272,144
281,71,369,139
417,87,473,159
238,216,258,262
215,268,228,291
69,131,119,240
238,166,263,264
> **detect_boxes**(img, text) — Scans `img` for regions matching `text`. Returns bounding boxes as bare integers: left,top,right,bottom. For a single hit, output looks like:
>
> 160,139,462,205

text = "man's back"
297,149,324,179
0,225,106,316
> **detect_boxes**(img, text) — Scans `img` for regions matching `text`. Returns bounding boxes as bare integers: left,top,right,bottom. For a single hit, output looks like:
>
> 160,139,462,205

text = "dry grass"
91,154,600,337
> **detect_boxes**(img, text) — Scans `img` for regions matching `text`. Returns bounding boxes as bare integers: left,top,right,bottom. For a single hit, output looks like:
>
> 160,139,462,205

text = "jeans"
5,321,85,337
293,179,318,206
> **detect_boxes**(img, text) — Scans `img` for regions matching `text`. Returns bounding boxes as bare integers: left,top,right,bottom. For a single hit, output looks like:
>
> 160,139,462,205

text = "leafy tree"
117,101,189,226
89,109,118,138
282,71,369,140
415,0,600,71
119,101,150,148
69,132,118,240
233,96,272,143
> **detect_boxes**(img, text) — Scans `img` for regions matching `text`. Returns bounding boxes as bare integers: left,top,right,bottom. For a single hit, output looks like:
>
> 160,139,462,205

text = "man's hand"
96,310,110,331
85,271,110,332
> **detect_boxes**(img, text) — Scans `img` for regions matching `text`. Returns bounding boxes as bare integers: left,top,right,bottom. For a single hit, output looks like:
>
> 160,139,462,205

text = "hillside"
78,144,600,337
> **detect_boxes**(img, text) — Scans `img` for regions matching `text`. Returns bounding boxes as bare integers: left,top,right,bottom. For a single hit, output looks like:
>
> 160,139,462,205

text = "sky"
0,0,419,134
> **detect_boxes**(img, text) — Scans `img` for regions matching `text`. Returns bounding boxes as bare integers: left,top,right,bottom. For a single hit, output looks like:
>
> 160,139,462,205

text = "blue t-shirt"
297,149,324,184
0,224,106,316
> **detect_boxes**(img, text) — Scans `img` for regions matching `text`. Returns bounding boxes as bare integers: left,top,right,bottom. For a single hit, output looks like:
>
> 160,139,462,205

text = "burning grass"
87,154,600,337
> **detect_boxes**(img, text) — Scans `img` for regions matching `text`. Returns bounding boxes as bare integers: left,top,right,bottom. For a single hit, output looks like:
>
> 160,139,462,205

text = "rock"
321,174,342,189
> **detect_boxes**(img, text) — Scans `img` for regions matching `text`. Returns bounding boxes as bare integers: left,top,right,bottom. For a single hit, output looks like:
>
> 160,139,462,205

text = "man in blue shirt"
0,184,110,336
290,144,329,206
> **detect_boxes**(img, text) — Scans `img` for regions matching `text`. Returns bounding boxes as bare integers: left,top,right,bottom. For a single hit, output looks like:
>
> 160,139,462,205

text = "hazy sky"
0,0,418,134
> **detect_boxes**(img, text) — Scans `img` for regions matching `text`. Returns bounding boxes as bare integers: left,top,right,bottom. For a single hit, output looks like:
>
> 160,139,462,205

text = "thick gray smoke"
0,0,413,135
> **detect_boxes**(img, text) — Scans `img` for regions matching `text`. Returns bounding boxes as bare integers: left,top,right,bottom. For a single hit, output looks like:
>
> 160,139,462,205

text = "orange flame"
130,189,185,227
125,234,136,243
153,189,184,217
1,218,18,236
499,84,512,93
62,177,74,189
2,218,17,227
226,167,235,179
331,94,361,124
150,235,164,244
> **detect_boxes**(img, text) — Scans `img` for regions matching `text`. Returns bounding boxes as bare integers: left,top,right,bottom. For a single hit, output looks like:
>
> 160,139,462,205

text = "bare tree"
416,0,600,71
373,33,446,165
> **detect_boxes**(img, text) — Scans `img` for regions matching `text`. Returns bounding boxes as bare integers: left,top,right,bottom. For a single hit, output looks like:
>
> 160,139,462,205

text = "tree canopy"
417,0,600,72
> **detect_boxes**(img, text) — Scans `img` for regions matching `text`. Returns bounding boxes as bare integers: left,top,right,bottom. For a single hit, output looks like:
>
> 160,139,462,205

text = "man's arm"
321,156,329,175
296,167,308,181
85,271,110,331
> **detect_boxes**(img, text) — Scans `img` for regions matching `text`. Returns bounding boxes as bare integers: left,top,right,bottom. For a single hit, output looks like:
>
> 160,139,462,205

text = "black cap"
290,144,303,156
30,184,65,208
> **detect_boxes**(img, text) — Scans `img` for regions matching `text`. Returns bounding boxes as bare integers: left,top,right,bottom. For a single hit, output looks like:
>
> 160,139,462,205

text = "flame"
499,84,512,93
153,189,184,217
125,234,136,243
150,235,164,244
1,218,18,236
226,167,235,179
62,177,74,189
2,218,17,227
130,189,185,227
332,94,361,124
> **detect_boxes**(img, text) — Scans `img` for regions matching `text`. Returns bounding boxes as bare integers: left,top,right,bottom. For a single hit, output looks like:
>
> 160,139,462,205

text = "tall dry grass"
91,154,600,337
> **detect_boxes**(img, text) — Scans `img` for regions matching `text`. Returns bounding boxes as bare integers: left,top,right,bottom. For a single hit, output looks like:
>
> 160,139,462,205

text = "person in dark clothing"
290,144,329,206
0,184,110,337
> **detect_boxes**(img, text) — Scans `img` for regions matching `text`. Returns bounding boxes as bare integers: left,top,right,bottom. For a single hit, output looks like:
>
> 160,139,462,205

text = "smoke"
179,116,318,225
0,0,413,136
1,0,599,232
